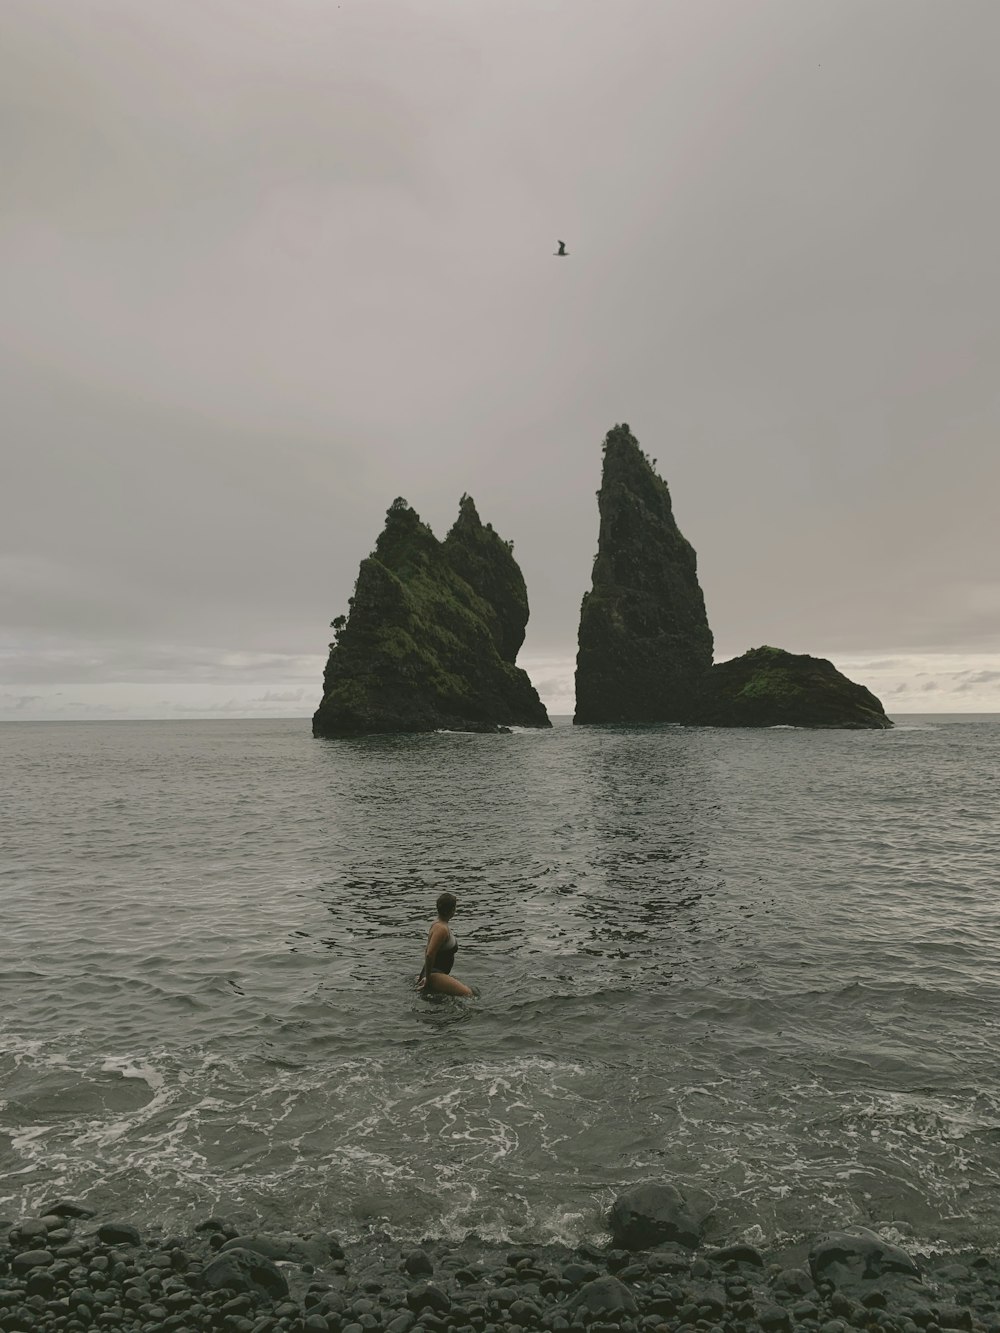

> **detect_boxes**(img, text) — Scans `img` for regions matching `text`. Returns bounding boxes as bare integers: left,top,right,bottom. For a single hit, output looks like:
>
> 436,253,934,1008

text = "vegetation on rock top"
313,496,549,738
697,645,893,729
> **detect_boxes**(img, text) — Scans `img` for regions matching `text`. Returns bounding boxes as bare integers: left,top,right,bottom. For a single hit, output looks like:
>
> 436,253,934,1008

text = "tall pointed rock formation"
574,422,892,729
574,424,714,724
313,496,550,737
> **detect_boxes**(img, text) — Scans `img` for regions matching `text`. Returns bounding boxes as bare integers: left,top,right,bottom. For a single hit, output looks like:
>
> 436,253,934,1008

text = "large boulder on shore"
568,1275,638,1317
809,1228,921,1287
313,495,550,737
696,646,892,729
200,1246,289,1300
219,1232,338,1266
575,424,713,724
608,1181,710,1251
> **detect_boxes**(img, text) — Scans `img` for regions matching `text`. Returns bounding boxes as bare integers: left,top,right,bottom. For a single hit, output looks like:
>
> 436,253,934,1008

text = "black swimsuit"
427,925,458,976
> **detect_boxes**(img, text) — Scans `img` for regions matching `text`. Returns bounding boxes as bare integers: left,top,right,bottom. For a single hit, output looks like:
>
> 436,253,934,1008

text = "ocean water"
1,714,998,1254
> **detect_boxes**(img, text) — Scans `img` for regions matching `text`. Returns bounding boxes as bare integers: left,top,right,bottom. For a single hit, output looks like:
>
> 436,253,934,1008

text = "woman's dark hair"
436,892,458,919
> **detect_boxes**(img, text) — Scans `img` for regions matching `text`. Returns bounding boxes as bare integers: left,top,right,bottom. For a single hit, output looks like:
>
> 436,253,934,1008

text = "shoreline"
5,1198,1000,1333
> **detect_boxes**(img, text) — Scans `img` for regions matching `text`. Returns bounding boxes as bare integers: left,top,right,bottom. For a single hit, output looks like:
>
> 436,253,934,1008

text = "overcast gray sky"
2,0,998,720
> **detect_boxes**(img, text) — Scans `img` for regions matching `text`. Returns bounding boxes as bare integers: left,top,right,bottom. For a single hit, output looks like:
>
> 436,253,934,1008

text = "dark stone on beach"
386,1314,415,1333
406,1282,451,1314
609,1182,708,1251
937,1307,974,1330
404,1248,434,1277
24,1269,55,1296
697,1285,728,1317
759,1302,794,1331
12,1249,53,1274
308,1290,347,1319
12,1220,49,1245
708,1244,766,1268
575,1241,607,1263
648,1245,693,1274
773,1267,815,1296
221,1232,331,1267
562,1261,600,1286
508,1296,542,1324
39,1200,95,1220
507,1250,535,1266
616,1260,648,1280
201,1246,289,1301
222,1295,254,1314
810,1230,921,1287
97,1223,141,1247
568,1275,638,1317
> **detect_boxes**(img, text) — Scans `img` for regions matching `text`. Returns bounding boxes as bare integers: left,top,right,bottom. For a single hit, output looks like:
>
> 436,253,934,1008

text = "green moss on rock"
696,645,892,729
443,494,529,663
313,497,550,738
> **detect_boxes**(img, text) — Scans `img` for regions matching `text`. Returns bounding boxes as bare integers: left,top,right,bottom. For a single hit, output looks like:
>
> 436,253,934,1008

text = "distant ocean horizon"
3,710,999,724
3,712,999,1253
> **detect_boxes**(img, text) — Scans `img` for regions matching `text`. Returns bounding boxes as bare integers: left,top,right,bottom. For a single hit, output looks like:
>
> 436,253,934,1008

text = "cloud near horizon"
4,649,1000,723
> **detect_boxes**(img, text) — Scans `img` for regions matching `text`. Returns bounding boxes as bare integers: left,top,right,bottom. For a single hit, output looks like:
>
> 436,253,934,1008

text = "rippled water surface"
2,715,999,1251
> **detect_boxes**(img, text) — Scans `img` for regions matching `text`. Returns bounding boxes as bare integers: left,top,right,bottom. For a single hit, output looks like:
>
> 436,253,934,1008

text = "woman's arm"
416,923,446,989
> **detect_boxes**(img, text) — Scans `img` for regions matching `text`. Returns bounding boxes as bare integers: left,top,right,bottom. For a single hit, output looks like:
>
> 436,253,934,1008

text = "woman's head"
436,891,458,921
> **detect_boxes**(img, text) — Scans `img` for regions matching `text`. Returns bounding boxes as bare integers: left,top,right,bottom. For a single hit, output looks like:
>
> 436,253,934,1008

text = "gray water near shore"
1,714,998,1252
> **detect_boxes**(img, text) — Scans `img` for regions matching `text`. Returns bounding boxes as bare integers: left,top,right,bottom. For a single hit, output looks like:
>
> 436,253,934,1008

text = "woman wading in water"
416,892,473,997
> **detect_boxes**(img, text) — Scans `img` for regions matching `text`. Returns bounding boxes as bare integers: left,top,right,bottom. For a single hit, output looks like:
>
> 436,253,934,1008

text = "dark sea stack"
312,496,550,737
574,424,714,724
696,646,893,729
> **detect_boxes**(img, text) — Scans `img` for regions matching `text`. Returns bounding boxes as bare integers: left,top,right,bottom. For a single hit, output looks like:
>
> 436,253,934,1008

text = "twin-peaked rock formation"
313,426,891,737
312,495,550,737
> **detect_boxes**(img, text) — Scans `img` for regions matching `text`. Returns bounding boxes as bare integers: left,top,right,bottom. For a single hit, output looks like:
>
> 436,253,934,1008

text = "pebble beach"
5,1191,1000,1333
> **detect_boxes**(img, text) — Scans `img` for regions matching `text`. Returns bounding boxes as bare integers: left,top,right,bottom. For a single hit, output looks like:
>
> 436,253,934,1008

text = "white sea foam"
101,1055,166,1090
